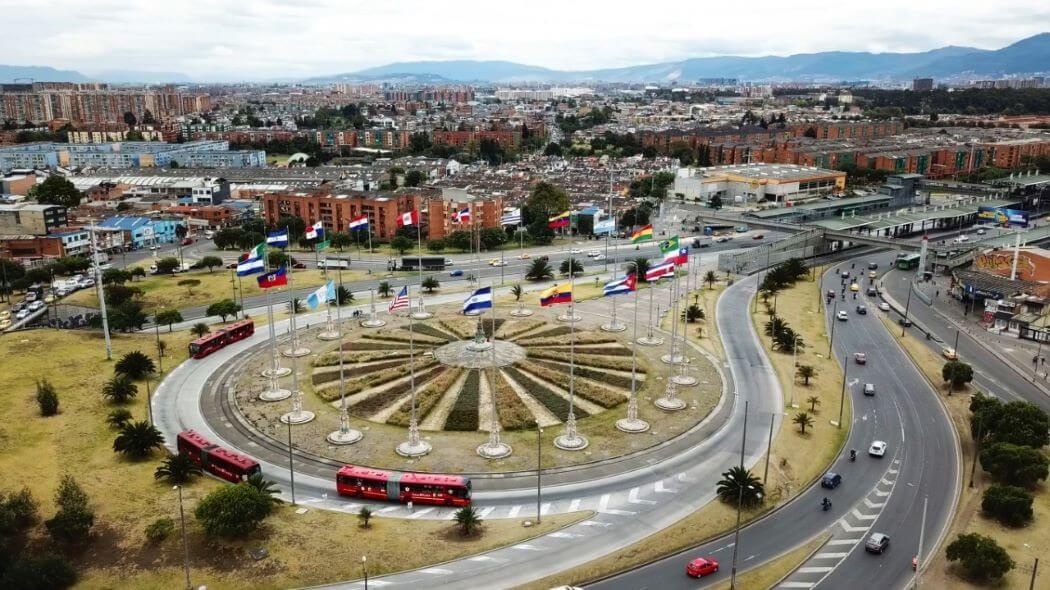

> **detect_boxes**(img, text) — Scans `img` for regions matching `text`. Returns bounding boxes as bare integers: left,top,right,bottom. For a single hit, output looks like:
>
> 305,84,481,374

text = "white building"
673,163,847,206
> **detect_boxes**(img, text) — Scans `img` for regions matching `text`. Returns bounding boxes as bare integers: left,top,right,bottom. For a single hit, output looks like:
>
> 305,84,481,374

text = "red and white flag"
388,286,410,312
453,208,471,224
396,210,420,227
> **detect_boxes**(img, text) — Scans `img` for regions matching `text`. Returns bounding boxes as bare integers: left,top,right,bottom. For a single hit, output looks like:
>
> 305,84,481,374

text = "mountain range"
1,33,1047,85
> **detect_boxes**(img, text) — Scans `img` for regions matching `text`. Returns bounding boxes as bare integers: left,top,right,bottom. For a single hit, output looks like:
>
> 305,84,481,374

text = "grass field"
0,329,585,589
879,315,1048,590
520,270,849,589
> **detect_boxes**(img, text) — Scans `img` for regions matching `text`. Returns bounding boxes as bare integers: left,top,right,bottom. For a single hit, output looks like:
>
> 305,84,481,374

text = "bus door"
387,471,404,502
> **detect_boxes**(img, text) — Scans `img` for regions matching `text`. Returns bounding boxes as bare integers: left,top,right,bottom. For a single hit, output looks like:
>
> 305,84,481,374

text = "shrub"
145,517,175,543
454,505,482,536
527,358,635,392
981,484,1034,526
388,368,462,427
444,370,481,431
945,533,1014,581
154,454,203,484
45,475,94,544
350,365,445,414
113,421,164,460
194,484,274,538
106,408,133,429
0,553,77,590
0,487,38,533
358,506,373,529
101,373,138,404
503,367,586,421
35,379,59,416
520,360,625,408
491,369,534,430
942,360,974,390
980,442,1049,487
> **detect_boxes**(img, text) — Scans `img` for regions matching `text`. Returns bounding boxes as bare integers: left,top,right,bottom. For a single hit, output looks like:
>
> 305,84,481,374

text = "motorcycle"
849,449,857,462
821,498,832,511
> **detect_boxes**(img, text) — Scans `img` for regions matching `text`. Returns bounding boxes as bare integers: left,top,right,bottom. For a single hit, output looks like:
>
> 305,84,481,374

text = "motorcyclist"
821,497,832,510
849,449,857,461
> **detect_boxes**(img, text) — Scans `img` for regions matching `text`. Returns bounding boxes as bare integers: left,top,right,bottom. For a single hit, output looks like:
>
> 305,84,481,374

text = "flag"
306,281,336,309
500,209,521,226
257,267,287,289
548,211,571,229
266,229,289,248
539,283,573,307
463,286,493,314
664,247,689,265
348,215,369,231
306,221,325,240
603,273,637,296
396,210,420,227
453,208,471,224
658,235,680,255
646,260,676,281
236,243,266,276
388,286,410,312
315,239,331,252
631,224,654,243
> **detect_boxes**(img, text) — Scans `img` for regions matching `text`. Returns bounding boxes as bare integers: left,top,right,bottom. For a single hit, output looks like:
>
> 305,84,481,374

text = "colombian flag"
539,283,573,307
631,224,654,243
548,211,571,229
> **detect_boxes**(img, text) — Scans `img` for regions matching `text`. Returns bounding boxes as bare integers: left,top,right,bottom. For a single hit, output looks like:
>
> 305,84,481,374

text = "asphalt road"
589,260,959,590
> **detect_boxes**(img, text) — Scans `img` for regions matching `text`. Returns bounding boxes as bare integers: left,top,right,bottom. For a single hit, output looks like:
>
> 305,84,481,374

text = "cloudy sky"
3,0,1047,80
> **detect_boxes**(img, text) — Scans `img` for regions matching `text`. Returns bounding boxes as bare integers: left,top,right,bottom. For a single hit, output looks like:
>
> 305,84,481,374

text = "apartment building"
673,163,846,206
426,195,505,240
0,203,68,235
0,141,266,172
262,190,427,240
0,83,212,124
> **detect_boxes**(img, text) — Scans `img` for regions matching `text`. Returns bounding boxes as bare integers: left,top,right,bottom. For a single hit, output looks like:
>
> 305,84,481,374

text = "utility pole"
287,420,296,505
763,412,775,485
729,401,749,590
838,352,849,429
536,423,543,524
90,227,112,360
174,485,191,590
901,278,913,337
914,495,928,588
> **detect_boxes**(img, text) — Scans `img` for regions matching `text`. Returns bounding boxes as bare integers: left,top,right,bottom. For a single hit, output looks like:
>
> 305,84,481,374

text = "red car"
181,238,194,246
686,556,719,578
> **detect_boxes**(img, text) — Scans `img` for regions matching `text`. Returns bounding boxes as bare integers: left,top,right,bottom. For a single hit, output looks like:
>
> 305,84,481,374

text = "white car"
570,248,582,255
78,278,95,288
28,300,44,311
836,310,849,321
587,250,600,257
15,309,30,320
593,254,606,261
869,441,888,458
878,302,890,312
55,288,69,297
976,228,986,235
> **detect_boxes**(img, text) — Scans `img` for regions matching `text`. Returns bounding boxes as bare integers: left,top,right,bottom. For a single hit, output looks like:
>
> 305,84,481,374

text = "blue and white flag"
266,229,289,248
305,221,325,240
603,273,637,296
463,286,493,314
236,243,266,276
305,280,336,309
500,209,522,226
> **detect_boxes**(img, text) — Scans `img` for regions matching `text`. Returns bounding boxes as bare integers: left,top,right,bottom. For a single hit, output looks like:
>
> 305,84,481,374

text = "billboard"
593,218,616,235
977,206,1029,228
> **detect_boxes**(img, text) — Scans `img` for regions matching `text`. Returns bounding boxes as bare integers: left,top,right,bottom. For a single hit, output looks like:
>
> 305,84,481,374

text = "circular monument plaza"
219,300,724,474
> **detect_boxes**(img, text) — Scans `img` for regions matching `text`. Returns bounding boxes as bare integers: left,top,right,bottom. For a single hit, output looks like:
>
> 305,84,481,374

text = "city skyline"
3,0,1049,81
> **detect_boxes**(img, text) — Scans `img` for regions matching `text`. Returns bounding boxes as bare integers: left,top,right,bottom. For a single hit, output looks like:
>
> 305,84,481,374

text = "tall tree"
29,176,81,209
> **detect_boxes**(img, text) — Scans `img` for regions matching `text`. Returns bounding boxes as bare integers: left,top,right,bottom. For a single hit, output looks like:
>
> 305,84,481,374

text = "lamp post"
901,277,913,337
837,351,849,429
362,555,369,590
174,485,191,590
536,423,543,524
827,300,839,358
948,328,960,395
729,400,749,590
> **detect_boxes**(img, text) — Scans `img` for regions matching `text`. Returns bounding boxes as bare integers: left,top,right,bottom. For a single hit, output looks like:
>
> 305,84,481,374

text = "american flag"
388,286,410,312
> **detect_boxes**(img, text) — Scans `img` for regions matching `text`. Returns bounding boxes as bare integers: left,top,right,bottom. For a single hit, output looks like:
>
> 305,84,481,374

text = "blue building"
98,216,183,249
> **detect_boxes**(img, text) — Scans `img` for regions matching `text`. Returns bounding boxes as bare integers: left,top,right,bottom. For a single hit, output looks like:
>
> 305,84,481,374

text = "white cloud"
1,0,1046,80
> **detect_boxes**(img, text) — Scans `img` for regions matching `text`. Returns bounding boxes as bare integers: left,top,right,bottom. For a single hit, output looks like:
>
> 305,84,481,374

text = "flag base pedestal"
637,335,664,346
261,367,292,378
672,375,699,386
660,353,687,365
655,397,687,411
280,410,315,425
463,310,482,317
317,330,341,341
557,312,582,322
259,388,292,402
282,346,311,358
616,417,651,433
410,311,433,320
510,308,534,317
601,320,627,332
466,341,494,352
553,433,589,451
361,318,386,328
327,428,363,445
395,440,432,458
476,441,512,459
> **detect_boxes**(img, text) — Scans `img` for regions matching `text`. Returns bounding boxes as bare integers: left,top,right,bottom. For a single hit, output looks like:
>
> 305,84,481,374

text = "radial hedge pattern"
309,317,644,432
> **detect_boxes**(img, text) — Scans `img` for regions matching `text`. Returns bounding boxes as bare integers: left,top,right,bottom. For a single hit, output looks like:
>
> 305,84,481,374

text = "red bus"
188,319,255,359
176,430,261,483
336,465,472,507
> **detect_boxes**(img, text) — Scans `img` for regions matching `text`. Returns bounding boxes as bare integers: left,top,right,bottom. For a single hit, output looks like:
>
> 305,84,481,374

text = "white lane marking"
476,506,495,518
541,502,551,515
864,498,886,509
377,506,400,513
580,521,612,528
798,567,834,574
507,505,521,518
548,531,577,539
874,490,890,497
826,538,862,546
677,472,697,483
839,520,871,533
813,552,849,559
568,498,581,512
598,494,610,511
654,480,677,493
406,507,435,519
513,544,542,551
628,487,657,505
880,477,893,486
777,583,815,589
420,568,454,574
851,508,878,521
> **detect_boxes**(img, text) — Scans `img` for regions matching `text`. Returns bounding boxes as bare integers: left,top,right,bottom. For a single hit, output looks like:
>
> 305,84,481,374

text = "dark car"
865,533,890,554
868,262,878,270
866,287,877,296
827,290,836,299
821,472,842,489
856,305,867,315
898,318,913,327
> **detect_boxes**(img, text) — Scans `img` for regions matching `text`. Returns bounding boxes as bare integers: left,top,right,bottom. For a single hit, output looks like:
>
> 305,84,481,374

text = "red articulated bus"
176,430,261,483
336,465,472,507
188,319,254,359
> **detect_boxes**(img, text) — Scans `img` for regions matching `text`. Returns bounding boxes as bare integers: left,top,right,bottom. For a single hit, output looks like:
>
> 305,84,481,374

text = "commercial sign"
977,206,1029,228
593,218,616,235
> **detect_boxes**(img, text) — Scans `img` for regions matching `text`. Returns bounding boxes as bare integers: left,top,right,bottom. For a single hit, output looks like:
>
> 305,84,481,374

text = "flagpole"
397,299,431,457
411,212,431,319
602,258,626,332
280,243,314,426
362,287,385,328
555,253,587,451
327,263,362,444
674,260,699,387
478,282,511,458
638,266,663,346
260,261,291,401
656,266,686,411
618,276,649,432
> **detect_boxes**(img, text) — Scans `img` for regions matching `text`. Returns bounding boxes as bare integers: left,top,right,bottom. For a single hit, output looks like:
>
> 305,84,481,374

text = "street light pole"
827,300,839,358
174,485,191,590
729,400,749,590
536,423,543,524
838,350,849,429
287,419,296,505
901,278,913,337
948,329,961,395
362,555,368,590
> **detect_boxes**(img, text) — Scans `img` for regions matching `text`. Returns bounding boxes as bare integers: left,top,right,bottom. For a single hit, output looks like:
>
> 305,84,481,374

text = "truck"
399,256,451,271
318,257,351,270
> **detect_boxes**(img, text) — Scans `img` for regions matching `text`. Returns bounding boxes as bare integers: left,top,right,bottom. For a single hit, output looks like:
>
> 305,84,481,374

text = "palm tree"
336,286,354,306
793,411,814,434
377,281,393,298
358,506,373,529
115,350,156,380
525,259,554,281
154,453,203,484
683,304,705,323
191,322,210,338
773,328,804,352
421,276,440,293
716,466,764,508
511,284,523,301
454,505,482,536
113,420,164,459
628,257,650,283
244,473,282,504
107,408,133,429
806,395,821,412
797,365,816,386
559,258,583,276
102,373,138,404
704,270,718,289
763,316,786,338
